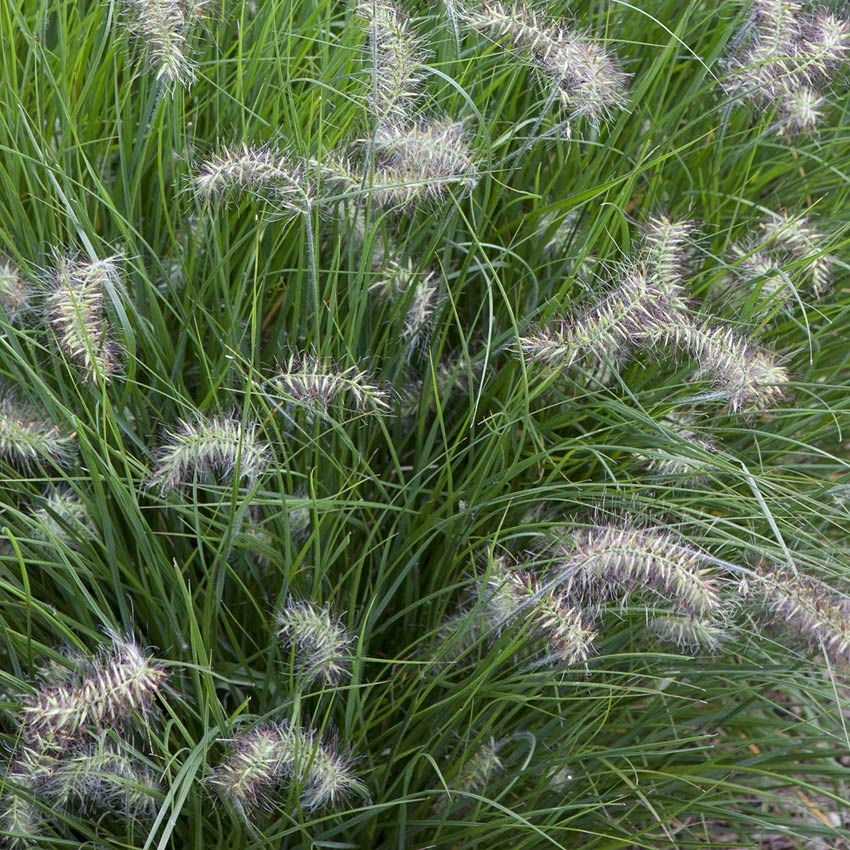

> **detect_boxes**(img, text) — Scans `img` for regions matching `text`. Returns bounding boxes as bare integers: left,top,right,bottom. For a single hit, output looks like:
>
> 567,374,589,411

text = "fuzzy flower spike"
276,600,354,687
460,0,628,126
556,517,722,618
47,253,125,385
22,635,167,744
120,0,208,88
148,413,270,493
354,0,427,120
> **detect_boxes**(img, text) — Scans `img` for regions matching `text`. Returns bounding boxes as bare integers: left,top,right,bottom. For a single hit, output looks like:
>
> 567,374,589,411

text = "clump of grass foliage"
2,0,850,847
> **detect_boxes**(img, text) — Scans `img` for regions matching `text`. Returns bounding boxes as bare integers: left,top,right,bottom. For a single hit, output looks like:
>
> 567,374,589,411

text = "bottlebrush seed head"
557,518,721,618
483,560,596,666
148,413,270,493
759,210,834,297
647,615,727,655
120,0,207,88
31,488,94,548
0,393,74,471
751,566,850,667
434,737,502,814
459,0,628,126
47,253,124,385
640,215,697,295
0,259,28,320
0,773,43,850
22,635,167,743
269,352,392,417
353,1,426,120
290,727,367,811
655,318,790,415
210,723,366,820
209,725,292,818
638,422,717,486
517,266,681,373
194,145,312,214
276,600,353,687
44,739,160,818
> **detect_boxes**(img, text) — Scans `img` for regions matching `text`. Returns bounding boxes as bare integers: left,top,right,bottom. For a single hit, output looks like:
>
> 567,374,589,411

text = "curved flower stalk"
645,316,789,415
459,0,628,127
120,0,209,88
750,566,850,667
724,0,850,134
483,557,596,666
517,266,682,374
194,145,313,216
209,722,366,821
268,352,392,419
47,253,125,385
556,518,721,618
276,600,353,687
147,413,270,493
0,259,28,320
353,0,427,120
0,393,74,471
22,636,167,745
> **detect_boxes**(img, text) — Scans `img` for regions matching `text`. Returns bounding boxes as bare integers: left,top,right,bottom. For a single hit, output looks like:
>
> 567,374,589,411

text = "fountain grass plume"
22,635,167,744
557,517,722,618
276,600,353,687
147,413,270,493
459,0,628,126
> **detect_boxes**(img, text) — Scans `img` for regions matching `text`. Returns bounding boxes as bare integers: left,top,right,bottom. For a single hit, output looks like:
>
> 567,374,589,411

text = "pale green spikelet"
194,145,312,215
353,1,427,120
0,260,28,320
640,215,697,295
0,393,74,471
147,413,270,492
434,737,503,814
268,352,392,418
30,488,94,548
750,566,850,667
47,253,124,385
483,557,596,666
120,0,208,87
647,615,727,655
276,600,353,687
0,771,43,849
